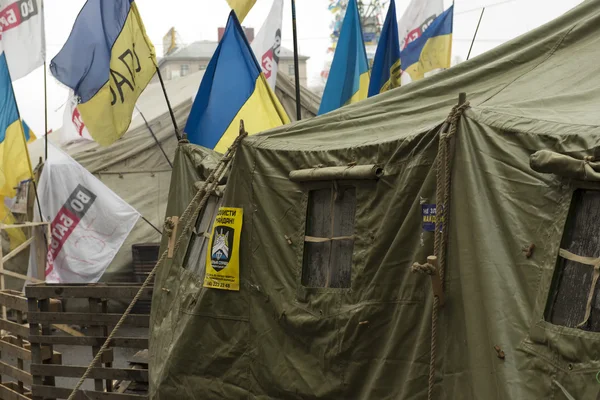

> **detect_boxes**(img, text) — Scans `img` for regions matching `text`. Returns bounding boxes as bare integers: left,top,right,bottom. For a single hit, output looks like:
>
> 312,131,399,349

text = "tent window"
546,189,600,332
302,186,356,288
183,194,223,277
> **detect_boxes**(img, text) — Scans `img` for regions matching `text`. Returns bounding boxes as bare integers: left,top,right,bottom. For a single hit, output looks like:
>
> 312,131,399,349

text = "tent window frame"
301,182,357,289
182,191,223,277
545,186,600,332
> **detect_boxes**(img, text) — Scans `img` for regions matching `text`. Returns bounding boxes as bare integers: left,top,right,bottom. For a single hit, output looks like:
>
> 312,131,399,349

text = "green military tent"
150,1,600,398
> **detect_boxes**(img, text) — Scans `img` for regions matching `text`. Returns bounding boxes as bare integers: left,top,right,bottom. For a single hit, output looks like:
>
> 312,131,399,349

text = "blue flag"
318,0,370,115
368,0,400,96
185,12,289,153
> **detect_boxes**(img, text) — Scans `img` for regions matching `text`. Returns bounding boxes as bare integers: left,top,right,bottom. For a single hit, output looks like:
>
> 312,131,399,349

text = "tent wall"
150,1,600,398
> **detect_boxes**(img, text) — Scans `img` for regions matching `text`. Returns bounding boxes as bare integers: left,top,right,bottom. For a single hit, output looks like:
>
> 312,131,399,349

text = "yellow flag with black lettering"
50,0,156,146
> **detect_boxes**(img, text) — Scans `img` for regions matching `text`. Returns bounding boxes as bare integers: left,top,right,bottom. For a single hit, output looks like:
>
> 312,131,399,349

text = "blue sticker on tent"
422,204,440,232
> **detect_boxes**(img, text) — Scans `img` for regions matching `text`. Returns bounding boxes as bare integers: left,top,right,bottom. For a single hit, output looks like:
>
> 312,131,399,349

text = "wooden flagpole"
291,0,302,121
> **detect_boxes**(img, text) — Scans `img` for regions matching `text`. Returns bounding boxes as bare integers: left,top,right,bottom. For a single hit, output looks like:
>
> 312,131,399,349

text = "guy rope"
66,121,248,400
411,94,470,400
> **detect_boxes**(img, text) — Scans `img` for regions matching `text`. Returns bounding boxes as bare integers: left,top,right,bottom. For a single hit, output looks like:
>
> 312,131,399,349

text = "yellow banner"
204,207,243,291
78,3,156,146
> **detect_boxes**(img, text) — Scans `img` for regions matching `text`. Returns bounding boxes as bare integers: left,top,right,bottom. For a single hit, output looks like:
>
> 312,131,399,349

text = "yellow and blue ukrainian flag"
0,44,34,248
368,0,400,96
318,0,370,115
226,0,256,22
50,0,156,146
400,6,453,82
185,12,290,154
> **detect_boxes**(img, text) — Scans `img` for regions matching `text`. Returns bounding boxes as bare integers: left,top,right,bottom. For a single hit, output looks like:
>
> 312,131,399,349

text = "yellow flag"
226,0,257,22
50,1,157,146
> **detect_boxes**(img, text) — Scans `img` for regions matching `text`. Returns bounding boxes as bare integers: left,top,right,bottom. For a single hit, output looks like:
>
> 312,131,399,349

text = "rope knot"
164,217,176,236
411,262,436,275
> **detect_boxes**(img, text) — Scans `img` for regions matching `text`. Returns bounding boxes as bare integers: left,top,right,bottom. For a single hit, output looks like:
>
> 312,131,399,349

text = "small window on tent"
545,189,600,332
183,193,223,277
301,186,356,288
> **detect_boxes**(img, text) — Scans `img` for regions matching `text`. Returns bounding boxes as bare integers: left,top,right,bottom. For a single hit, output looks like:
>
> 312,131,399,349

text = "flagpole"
155,66,182,141
291,0,302,121
5,67,45,224
136,106,173,168
467,7,485,60
42,0,48,160
43,63,48,159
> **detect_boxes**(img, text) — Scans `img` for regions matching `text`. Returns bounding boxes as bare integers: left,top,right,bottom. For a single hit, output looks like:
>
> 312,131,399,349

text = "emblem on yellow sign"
204,207,243,291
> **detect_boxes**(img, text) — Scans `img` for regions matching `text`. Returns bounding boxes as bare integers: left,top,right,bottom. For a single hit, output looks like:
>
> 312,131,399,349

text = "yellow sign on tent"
204,207,243,291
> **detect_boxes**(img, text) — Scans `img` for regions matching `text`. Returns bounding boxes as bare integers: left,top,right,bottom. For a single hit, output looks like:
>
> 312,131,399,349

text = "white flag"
0,0,45,80
28,144,140,283
59,90,93,144
398,0,444,50
250,0,283,89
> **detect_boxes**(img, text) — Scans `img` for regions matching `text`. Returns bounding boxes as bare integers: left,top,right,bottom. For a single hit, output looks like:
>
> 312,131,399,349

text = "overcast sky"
12,0,584,136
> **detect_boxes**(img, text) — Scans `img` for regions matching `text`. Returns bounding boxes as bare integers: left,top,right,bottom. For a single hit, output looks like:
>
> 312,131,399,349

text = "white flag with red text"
250,0,283,89
59,90,93,144
0,0,44,80
27,144,139,283
398,0,444,51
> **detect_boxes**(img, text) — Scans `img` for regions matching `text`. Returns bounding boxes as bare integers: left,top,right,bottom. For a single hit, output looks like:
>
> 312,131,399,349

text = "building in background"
157,27,310,87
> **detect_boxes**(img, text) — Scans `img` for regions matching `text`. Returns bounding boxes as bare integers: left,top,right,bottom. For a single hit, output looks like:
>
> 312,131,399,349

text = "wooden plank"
32,385,148,400
0,383,30,400
28,298,42,400
0,360,32,386
28,335,148,349
89,298,105,392
28,312,150,327
0,222,49,229
25,285,152,300
0,268,43,283
0,338,31,361
30,364,148,382
15,310,24,393
167,216,179,258
54,324,85,337
2,237,34,264
548,189,600,331
0,291,28,312
0,319,29,337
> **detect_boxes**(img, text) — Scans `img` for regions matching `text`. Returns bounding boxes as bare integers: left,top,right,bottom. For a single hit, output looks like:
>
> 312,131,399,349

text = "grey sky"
12,0,583,137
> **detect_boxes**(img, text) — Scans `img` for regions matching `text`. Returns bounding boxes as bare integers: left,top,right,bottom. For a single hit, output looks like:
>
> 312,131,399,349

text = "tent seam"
479,23,578,107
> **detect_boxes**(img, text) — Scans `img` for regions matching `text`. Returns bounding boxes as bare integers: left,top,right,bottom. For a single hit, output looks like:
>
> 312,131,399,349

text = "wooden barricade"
0,289,61,400
25,283,152,400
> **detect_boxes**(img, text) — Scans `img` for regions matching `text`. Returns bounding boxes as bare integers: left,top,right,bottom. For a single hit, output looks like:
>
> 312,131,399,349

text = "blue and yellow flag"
0,45,34,248
226,0,256,22
185,12,290,154
368,0,400,96
50,0,156,146
318,0,370,115
400,6,453,83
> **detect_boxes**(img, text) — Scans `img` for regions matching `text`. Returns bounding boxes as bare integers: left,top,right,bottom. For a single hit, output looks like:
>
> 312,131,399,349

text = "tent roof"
160,40,309,62
28,70,321,171
249,0,600,152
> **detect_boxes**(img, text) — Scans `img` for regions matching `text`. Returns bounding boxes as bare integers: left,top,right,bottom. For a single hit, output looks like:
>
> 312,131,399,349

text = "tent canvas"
150,1,600,399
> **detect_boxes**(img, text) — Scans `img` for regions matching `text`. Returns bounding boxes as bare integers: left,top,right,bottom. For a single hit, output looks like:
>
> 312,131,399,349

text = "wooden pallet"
26,284,152,400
